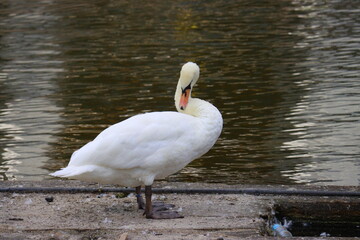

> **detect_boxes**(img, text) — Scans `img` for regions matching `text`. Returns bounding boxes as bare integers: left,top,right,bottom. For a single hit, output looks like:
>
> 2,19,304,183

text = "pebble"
45,196,54,202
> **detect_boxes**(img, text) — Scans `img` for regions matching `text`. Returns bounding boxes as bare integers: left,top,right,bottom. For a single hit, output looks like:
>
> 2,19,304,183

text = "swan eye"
181,83,192,96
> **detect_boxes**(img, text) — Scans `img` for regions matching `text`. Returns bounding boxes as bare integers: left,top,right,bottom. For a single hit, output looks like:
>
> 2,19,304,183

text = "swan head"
175,62,200,112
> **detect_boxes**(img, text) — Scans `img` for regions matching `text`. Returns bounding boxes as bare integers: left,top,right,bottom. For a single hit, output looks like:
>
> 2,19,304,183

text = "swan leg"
135,186,145,210
144,185,183,219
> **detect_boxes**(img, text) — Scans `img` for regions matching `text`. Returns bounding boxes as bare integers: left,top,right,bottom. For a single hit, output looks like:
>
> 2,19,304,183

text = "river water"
0,0,359,185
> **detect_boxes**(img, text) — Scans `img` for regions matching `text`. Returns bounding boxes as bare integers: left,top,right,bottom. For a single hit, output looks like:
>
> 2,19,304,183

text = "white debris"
24,198,33,205
320,232,330,237
97,193,108,198
102,217,112,224
158,195,167,201
11,193,20,198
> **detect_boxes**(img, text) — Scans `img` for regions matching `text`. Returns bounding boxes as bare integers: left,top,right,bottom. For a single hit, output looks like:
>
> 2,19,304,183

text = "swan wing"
67,112,201,170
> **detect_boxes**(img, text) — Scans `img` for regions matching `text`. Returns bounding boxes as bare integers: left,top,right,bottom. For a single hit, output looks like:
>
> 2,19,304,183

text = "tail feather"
49,165,95,178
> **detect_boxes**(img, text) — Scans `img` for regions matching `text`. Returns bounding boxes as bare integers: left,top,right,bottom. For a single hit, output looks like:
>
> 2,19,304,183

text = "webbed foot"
146,209,184,219
143,185,184,219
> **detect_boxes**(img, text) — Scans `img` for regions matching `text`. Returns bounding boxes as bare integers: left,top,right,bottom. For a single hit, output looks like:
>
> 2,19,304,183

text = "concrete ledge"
0,180,359,240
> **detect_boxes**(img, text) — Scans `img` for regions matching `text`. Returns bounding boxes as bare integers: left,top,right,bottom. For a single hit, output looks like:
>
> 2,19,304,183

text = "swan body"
50,62,222,218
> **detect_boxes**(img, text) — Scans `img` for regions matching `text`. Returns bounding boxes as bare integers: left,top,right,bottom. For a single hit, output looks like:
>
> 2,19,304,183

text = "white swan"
50,62,223,219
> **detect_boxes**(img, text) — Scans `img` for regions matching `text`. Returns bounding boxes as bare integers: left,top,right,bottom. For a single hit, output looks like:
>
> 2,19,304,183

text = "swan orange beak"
179,88,190,110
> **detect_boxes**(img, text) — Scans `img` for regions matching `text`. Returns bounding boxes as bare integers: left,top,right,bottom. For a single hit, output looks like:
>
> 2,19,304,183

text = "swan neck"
175,83,220,118
185,98,221,119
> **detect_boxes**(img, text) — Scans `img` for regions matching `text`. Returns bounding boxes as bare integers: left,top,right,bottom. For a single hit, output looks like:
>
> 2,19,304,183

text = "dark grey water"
0,0,359,185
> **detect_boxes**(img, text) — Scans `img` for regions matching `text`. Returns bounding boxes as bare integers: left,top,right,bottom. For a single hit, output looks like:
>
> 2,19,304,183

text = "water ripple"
0,0,359,185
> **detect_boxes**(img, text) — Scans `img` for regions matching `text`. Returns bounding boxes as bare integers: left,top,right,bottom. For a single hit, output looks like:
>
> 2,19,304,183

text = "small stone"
45,196,54,202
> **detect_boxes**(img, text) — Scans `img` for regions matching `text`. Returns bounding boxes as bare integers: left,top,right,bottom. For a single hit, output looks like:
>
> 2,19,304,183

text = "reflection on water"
0,0,359,185
0,0,63,180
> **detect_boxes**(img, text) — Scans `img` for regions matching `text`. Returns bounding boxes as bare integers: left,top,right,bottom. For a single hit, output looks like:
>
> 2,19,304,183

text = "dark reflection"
0,0,359,185
0,0,64,180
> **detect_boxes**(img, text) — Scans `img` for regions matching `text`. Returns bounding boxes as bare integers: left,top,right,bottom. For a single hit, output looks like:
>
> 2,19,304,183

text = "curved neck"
184,98,223,143
183,98,220,119
174,84,223,142
174,80,184,113
174,82,221,120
